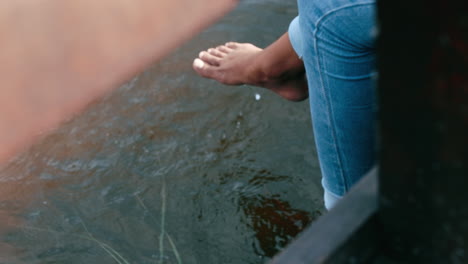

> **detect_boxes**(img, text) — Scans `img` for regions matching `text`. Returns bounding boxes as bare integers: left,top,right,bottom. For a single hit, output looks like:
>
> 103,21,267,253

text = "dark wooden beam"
377,0,468,261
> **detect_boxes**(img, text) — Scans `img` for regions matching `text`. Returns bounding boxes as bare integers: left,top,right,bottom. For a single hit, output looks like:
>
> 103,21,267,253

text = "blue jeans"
289,0,377,210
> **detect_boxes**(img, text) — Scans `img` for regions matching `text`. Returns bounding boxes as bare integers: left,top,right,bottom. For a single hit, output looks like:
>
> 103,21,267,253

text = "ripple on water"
0,1,324,263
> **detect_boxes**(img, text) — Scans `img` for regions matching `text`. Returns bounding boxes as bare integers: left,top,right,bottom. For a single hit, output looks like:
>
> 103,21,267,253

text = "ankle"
243,54,269,86
246,56,281,87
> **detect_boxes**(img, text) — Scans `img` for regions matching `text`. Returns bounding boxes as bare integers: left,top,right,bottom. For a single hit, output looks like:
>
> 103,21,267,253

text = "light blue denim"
289,0,377,210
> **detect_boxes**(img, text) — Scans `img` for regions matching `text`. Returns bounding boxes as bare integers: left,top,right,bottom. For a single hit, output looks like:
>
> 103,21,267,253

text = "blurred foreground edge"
0,0,237,163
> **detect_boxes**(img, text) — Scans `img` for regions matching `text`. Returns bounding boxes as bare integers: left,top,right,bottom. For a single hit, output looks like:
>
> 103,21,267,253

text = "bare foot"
193,38,308,101
193,42,262,85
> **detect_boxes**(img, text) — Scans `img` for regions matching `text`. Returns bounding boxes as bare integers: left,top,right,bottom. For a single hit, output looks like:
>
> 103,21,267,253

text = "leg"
295,0,377,209
192,33,309,101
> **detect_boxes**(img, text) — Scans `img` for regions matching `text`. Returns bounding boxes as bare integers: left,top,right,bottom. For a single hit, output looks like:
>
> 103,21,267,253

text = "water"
0,1,324,263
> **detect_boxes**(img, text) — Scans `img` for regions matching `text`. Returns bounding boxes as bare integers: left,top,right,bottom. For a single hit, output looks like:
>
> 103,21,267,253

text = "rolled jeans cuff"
288,16,304,59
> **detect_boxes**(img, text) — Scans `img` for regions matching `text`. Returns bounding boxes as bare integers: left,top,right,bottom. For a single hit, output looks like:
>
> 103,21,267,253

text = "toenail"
193,58,204,69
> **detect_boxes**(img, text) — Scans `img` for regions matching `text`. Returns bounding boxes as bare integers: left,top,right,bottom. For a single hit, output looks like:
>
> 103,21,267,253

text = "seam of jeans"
323,70,376,81
312,2,375,193
313,31,344,194
314,2,376,31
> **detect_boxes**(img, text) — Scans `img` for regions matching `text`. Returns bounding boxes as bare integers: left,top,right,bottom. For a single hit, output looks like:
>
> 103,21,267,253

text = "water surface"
0,1,324,263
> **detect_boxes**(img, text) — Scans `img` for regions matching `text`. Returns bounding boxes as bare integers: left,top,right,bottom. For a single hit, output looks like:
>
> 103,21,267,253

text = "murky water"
0,1,324,263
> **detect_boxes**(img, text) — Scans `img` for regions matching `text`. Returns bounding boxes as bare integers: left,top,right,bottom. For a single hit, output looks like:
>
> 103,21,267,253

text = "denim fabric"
289,0,377,210
288,17,304,59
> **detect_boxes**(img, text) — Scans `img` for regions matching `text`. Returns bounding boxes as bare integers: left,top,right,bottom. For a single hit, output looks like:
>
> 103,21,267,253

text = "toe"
225,42,239,49
198,51,221,66
208,48,225,58
192,58,216,78
217,45,233,54
193,58,228,83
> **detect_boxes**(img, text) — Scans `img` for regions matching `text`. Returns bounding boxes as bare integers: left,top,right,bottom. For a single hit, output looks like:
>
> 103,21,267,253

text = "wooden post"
377,0,468,261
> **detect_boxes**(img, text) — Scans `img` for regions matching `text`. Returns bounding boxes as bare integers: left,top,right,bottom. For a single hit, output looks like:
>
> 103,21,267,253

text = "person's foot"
193,42,261,85
193,40,308,101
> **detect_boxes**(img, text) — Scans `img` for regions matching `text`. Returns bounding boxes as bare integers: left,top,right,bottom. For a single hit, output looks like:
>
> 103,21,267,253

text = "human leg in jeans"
193,0,377,210
292,0,377,209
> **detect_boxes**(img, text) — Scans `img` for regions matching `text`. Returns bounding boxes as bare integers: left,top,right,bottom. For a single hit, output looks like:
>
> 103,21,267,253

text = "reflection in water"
242,195,316,258
237,172,322,258
0,0,323,263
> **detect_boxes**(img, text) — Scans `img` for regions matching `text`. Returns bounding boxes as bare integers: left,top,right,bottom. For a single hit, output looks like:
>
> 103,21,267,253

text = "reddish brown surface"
241,195,319,257
0,0,237,163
